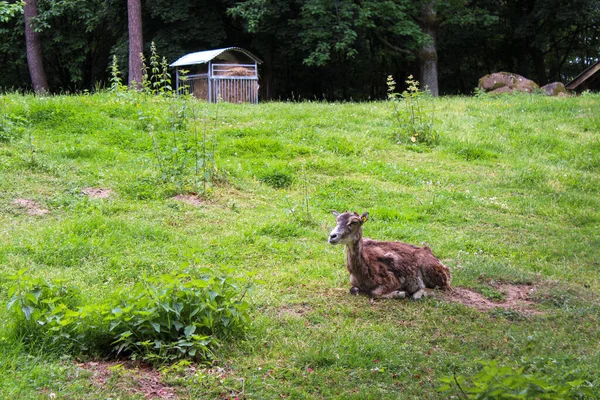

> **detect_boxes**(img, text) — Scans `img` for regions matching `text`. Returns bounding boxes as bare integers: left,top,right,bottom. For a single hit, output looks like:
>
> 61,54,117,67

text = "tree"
417,1,439,96
127,0,143,89
32,0,122,90
0,0,23,22
1,0,598,96
229,0,425,100
228,0,299,100
23,0,48,93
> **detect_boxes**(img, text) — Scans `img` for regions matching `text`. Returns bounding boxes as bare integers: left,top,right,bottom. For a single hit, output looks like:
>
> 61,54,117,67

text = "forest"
1,0,599,99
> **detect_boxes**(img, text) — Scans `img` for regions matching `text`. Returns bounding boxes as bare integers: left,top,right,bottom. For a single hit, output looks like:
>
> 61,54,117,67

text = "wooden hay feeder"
170,47,262,103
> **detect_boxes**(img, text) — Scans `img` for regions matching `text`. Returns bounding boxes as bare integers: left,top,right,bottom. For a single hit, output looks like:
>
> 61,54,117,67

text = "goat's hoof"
350,287,361,296
411,291,425,300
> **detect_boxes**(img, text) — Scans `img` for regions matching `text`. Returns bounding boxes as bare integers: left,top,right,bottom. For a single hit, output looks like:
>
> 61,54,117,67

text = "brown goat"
328,211,451,299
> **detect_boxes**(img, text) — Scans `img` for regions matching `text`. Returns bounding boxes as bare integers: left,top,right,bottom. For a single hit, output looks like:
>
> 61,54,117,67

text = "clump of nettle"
111,42,221,196
6,266,255,364
387,75,439,146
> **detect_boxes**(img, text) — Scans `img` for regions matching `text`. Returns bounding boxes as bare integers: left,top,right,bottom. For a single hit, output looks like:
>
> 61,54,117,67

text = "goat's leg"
370,286,407,299
408,270,427,300
411,289,426,300
350,286,363,295
381,290,407,299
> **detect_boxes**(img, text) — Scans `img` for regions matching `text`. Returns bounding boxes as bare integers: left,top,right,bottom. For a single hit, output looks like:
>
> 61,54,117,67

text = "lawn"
1,91,599,399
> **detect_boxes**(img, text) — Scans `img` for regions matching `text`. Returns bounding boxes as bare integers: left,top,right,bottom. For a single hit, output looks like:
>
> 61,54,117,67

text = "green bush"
105,267,252,363
259,170,294,189
387,75,440,146
0,114,26,142
5,267,254,364
5,270,91,352
438,360,594,399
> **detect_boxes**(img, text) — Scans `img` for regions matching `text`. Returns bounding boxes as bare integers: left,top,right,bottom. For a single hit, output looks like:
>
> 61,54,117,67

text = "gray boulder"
478,72,539,94
541,82,568,96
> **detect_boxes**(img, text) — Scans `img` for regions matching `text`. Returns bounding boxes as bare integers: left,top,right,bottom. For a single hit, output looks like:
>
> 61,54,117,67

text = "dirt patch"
172,194,204,207
82,187,113,199
441,284,542,315
76,360,181,399
12,198,49,216
278,303,313,318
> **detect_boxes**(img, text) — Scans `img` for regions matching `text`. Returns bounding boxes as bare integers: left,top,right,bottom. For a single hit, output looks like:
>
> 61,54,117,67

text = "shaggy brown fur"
329,211,451,299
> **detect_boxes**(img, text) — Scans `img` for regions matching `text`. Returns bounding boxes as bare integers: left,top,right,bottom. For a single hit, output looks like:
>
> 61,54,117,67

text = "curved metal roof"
170,47,262,67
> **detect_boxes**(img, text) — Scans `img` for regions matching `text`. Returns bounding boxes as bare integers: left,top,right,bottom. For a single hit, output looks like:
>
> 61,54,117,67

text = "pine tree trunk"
127,0,143,89
418,2,439,97
24,0,49,94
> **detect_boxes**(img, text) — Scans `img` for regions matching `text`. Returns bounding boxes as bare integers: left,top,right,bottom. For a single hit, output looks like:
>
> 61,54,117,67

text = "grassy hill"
1,91,599,398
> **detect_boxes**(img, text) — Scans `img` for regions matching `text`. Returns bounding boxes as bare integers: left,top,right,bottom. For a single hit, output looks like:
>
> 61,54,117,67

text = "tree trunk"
529,46,547,86
127,0,143,89
24,0,49,94
260,40,274,100
418,2,439,96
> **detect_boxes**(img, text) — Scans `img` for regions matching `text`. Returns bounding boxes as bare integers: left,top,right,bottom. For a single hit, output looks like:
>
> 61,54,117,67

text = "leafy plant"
105,266,253,363
164,102,189,191
259,170,294,189
145,99,222,195
109,55,125,92
438,360,593,399
0,0,24,23
112,42,172,96
5,267,254,365
176,68,190,96
0,113,26,143
195,105,220,194
5,269,89,352
387,75,439,145
142,42,173,95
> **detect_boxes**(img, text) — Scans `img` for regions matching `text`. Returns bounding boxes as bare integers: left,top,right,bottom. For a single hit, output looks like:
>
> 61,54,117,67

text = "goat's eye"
349,220,359,226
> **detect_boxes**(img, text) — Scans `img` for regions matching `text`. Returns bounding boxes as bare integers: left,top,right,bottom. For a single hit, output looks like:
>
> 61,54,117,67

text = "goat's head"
328,210,369,245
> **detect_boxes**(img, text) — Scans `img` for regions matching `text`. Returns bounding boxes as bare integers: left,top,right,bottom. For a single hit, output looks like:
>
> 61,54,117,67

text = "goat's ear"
331,210,340,217
360,212,369,223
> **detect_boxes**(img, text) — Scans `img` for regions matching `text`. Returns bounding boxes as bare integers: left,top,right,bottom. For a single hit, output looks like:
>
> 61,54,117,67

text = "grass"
1,91,599,398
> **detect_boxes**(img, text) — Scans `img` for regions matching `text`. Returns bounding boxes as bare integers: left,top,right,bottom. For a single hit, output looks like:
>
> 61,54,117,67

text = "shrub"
5,267,254,364
438,360,594,399
5,270,91,352
105,267,253,363
387,75,439,146
259,170,294,189
0,114,26,143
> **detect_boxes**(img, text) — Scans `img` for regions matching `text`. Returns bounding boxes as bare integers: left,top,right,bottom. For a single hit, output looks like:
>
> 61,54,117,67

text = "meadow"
0,90,599,399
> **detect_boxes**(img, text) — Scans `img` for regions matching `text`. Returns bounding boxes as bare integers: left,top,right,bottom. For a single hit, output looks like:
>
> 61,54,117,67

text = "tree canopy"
0,0,598,98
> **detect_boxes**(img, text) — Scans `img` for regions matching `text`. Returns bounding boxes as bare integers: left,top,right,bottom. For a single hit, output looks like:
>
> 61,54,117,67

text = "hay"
214,66,256,77
190,77,209,100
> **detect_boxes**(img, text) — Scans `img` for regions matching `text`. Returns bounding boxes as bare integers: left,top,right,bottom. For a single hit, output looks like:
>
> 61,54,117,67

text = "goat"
328,211,451,299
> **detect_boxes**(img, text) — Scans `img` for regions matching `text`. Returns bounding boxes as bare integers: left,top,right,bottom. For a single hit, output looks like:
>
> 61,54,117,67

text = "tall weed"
387,75,439,145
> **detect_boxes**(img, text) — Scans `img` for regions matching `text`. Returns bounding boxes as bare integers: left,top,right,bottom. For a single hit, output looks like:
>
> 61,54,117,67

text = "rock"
489,86,513,95
478,72,539,94
541,82,568,96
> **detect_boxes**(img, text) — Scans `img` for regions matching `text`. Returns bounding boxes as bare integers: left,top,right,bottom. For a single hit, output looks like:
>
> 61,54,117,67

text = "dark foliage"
1,0,598,97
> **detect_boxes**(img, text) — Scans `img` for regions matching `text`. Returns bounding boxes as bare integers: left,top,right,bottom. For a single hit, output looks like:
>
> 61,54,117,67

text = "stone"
541,82,568,96
478,72,539,94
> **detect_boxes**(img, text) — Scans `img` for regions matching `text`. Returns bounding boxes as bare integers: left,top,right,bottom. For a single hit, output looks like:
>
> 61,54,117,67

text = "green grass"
1,91,599,398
